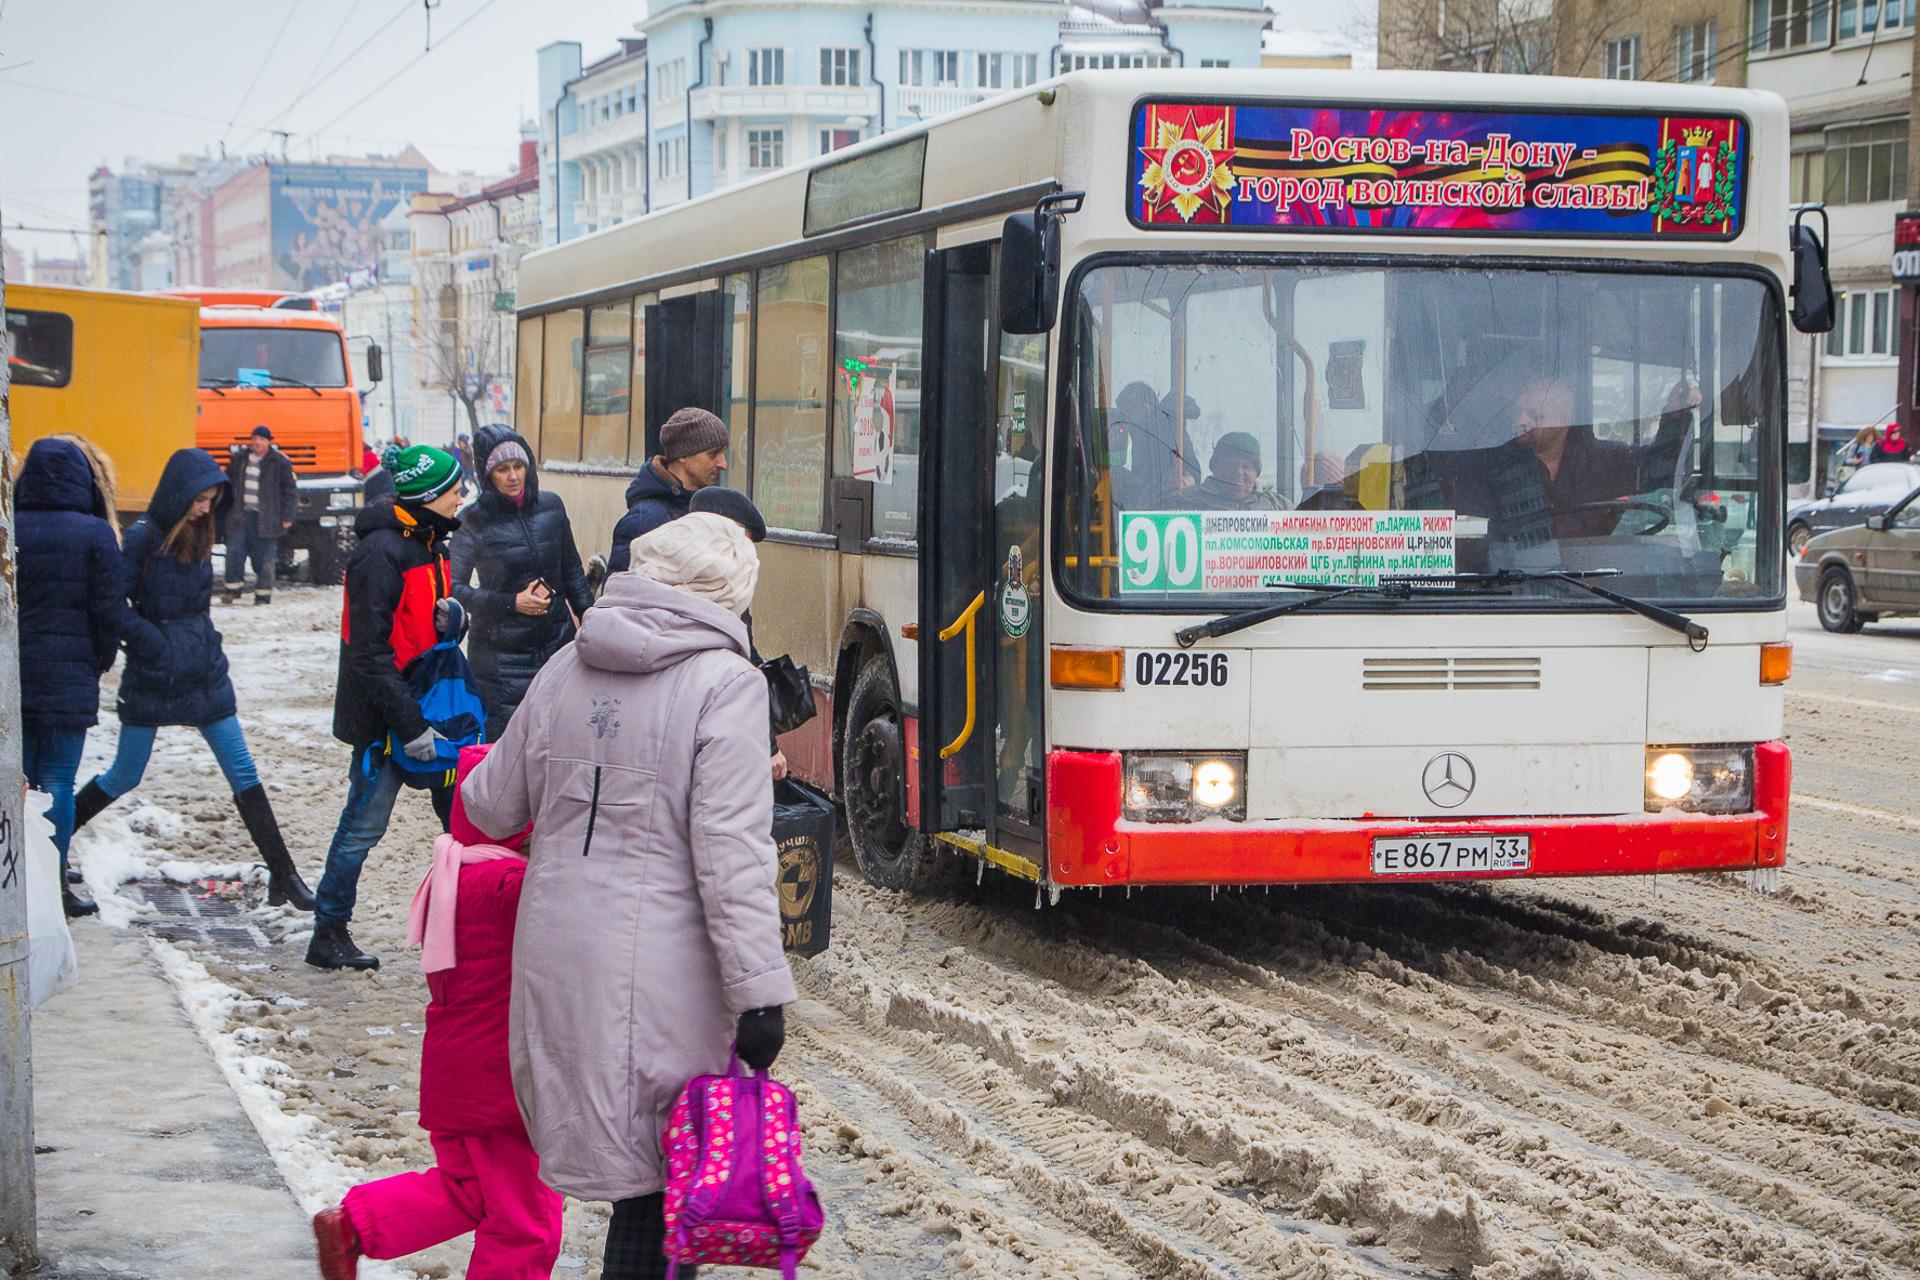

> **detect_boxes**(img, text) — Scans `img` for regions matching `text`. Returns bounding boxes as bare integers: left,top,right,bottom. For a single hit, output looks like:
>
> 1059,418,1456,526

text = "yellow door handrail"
936,590,987,760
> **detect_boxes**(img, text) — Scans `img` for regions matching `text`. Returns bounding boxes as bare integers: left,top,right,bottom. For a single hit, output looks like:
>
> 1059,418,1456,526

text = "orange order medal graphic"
1138,105,1237,224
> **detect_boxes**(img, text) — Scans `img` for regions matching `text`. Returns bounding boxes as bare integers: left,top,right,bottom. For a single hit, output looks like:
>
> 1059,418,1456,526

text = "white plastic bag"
23,794,79,1009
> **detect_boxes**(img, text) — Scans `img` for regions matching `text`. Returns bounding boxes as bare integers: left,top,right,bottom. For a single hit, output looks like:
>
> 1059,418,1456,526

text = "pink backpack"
661,1056,824,1279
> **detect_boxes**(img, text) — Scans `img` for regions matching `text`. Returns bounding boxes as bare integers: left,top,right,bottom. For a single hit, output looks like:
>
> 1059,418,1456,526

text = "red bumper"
1045,741,1790,887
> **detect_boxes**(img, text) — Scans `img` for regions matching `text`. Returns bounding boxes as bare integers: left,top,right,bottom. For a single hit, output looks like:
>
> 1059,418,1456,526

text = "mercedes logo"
1422,752,1476,808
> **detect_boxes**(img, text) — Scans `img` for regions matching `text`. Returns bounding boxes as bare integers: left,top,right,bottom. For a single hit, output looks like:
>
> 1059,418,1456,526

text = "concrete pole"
0,245,39,1274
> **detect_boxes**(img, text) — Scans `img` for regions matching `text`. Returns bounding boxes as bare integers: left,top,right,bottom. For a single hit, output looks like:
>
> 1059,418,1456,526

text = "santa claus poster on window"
850,367,896,485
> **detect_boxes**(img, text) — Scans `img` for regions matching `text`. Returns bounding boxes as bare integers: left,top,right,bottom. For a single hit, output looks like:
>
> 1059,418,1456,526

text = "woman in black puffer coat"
455,427,595,740
15,437,131,916
451,426,593,740
71,448,314,910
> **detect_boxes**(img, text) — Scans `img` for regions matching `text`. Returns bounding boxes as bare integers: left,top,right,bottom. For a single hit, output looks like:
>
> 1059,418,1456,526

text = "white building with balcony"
539,0,1268,241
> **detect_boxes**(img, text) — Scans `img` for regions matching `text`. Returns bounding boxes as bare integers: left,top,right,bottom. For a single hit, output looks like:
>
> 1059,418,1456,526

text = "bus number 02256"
1134,651,1230,687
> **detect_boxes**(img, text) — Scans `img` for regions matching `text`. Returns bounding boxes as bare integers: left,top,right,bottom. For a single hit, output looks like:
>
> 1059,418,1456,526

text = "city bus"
514,70,1821,897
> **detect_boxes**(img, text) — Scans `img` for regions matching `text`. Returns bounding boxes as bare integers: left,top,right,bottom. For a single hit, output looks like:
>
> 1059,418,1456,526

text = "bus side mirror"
999,190,1084,335
365,342,385,385
1790,208,1834,334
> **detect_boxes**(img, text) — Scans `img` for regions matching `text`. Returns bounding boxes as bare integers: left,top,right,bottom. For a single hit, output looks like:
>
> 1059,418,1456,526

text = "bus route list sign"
1130,101,1745,240
1118,510,1456,594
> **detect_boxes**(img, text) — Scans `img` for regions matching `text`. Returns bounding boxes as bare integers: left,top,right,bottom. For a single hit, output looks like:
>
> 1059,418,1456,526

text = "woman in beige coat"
461,512,798,1280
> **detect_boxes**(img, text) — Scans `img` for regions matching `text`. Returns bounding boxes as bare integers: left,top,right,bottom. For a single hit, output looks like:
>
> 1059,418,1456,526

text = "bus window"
722,274,753,495
515,316,543,451
995,328,1047,825
834,236,925,539
627,295,650,466
541,309,585,463
6,309,73,388
583,302,633,466
753,256,830,532
1060,261,1783,606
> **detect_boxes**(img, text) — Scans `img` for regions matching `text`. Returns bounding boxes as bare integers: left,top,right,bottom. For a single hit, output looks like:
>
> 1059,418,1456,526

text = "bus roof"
518,68,1790,314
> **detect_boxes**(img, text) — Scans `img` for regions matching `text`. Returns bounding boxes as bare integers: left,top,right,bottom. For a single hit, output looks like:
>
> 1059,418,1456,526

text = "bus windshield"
200,327,348,388
1059,261,1783,608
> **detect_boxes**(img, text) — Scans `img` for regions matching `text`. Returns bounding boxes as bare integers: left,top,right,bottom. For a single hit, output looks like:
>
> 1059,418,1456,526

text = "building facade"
28,256,88,288
540,0,1270,243
1379,0,1748,86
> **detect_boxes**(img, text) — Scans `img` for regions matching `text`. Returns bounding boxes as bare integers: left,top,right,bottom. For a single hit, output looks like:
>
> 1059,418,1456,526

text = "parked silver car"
1795,481,1920,631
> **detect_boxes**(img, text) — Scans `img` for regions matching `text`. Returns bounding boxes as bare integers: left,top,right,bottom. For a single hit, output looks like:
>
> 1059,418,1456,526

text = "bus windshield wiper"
1172,579,1505,648
1414,568,1710,649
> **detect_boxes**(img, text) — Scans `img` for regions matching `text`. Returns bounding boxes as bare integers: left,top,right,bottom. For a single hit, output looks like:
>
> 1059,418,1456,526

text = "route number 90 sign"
1121,512,1206,593
1118,509,1457,594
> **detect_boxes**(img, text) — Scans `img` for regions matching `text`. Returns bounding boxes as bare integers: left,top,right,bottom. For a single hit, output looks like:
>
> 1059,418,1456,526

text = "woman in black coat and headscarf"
70,447,315,910
451,426,594,740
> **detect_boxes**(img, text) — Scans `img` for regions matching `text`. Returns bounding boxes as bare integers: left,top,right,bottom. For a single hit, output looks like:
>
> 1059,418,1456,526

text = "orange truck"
161,288,382,582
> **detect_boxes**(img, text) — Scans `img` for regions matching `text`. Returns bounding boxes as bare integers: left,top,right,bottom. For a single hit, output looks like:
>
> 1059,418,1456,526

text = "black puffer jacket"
15,439,129,733
333,498,456,748
606,460,692,574
117,449,237,729
451,426,593,738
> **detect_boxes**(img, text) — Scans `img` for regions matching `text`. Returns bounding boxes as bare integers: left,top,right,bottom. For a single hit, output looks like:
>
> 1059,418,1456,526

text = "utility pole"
0,238,40,1276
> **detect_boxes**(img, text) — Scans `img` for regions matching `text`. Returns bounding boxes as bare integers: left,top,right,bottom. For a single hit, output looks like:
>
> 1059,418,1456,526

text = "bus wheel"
842,657,948,893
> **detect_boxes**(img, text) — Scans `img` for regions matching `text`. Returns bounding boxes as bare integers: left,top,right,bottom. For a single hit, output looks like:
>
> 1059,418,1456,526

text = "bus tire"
841,656,951,893
1817,566,1864,633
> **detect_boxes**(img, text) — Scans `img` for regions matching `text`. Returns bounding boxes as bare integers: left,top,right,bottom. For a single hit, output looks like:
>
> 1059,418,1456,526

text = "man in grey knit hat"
607,406,730,573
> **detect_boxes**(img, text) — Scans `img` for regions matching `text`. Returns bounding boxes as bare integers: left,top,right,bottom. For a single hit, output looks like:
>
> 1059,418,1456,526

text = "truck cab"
165,289,381,582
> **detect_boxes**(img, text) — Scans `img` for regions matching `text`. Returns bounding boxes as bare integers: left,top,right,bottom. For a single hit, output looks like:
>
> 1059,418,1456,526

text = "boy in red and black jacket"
309,444,466,972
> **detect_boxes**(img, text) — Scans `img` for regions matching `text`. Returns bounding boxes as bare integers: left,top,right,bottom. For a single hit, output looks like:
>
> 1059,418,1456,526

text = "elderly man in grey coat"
461,510,797,1280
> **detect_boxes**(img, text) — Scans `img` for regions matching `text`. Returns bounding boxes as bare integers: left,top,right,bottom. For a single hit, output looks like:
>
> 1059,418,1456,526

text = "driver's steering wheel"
1561,499,1672,536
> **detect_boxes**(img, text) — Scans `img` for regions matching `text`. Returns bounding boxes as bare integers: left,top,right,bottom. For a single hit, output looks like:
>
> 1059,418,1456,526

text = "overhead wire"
223,0,302,147
230,0,416,154
299,0,508,142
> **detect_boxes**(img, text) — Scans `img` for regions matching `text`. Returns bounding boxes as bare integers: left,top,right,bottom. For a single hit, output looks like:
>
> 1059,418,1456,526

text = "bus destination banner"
1117,510,1456,594
1129,101,1745,239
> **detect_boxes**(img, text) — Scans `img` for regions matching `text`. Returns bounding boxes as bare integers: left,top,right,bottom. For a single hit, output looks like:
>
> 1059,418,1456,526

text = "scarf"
407,832,524,974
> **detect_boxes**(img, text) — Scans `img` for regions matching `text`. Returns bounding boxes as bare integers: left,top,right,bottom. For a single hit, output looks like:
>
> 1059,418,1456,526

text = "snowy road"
75,591,1920,1279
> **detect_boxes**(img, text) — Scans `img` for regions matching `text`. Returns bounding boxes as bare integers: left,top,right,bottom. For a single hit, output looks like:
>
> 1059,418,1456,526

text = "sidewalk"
30,922,317,1279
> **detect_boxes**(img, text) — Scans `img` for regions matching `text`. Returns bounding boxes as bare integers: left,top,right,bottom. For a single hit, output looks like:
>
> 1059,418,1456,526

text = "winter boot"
233,784,314,911
70,780,115,835
312,1206,362,1280
62,883,98,918
65,865,83,885
221,585,241,606
254,592,271,606
305,922,379,971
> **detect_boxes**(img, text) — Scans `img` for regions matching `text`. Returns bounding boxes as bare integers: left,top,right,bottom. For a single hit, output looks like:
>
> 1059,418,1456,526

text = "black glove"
735,1006,785,1072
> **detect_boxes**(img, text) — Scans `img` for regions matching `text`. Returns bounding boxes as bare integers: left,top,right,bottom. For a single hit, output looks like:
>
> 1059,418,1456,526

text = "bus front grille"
1362,656,1542,691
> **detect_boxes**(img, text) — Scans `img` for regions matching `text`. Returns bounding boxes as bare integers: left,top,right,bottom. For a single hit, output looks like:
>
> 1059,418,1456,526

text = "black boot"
66,865,83,885
232,785,314,910
253,592,271,606
71,780,115,835
305,922,379,971
62,883,98,918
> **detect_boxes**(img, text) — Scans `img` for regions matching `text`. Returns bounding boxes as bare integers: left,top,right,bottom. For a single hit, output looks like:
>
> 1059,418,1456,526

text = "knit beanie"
659,407,729,462
383,443,462,502
484,439,531,475
629,511,759,615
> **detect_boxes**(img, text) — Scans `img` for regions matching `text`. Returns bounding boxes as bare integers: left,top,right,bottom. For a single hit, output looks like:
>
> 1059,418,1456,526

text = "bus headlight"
1123,752,1246,823
1644,746,1752,813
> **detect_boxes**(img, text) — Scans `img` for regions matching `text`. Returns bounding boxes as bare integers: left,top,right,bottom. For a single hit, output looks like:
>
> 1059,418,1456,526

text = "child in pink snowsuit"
312,746,560,1280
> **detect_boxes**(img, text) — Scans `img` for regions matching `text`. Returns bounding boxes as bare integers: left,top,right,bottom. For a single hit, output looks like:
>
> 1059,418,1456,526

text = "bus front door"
918,242,1048,878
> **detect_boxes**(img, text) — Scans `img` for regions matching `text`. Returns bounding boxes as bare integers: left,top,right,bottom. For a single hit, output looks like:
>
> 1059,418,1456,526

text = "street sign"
493,291,515,312
1894,211,1920,281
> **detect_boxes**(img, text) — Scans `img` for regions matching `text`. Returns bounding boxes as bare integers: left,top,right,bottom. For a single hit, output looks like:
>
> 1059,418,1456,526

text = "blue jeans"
24,727,89,866
225,509,280,595
314,749,453,927
91,715,261,801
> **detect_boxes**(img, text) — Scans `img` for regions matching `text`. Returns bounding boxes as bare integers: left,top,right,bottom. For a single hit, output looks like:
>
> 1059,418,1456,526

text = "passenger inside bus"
1159,431,1290,511
1106,381,1198,508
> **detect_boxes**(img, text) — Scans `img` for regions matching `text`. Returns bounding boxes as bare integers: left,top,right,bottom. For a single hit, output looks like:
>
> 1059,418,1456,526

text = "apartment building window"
900,48,961,86
1061,52,1172,70
1011,52,1039,86
1751,0,1832,53
1676,21,1715,80
1605,35,1640,78
1198,58,1231,67
1824,120,1908,204
1790,136,1825,202
819,127,861,154
1838,0,1910,38
655,59,686,102
655,137,686,181
976,52,1043,87
978,52,1004,88
747,127,786,170
748,47,786,85
1826,286,1900,357
627,85,639,113
821,47,862,85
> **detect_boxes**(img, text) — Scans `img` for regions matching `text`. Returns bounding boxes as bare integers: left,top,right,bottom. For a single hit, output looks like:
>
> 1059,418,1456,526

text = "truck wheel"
1818,567,1864,633
305,526,351,586
841,656,953,893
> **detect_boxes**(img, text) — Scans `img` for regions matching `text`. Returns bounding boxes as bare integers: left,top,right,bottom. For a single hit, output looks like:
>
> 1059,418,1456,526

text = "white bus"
516,70,1826,896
